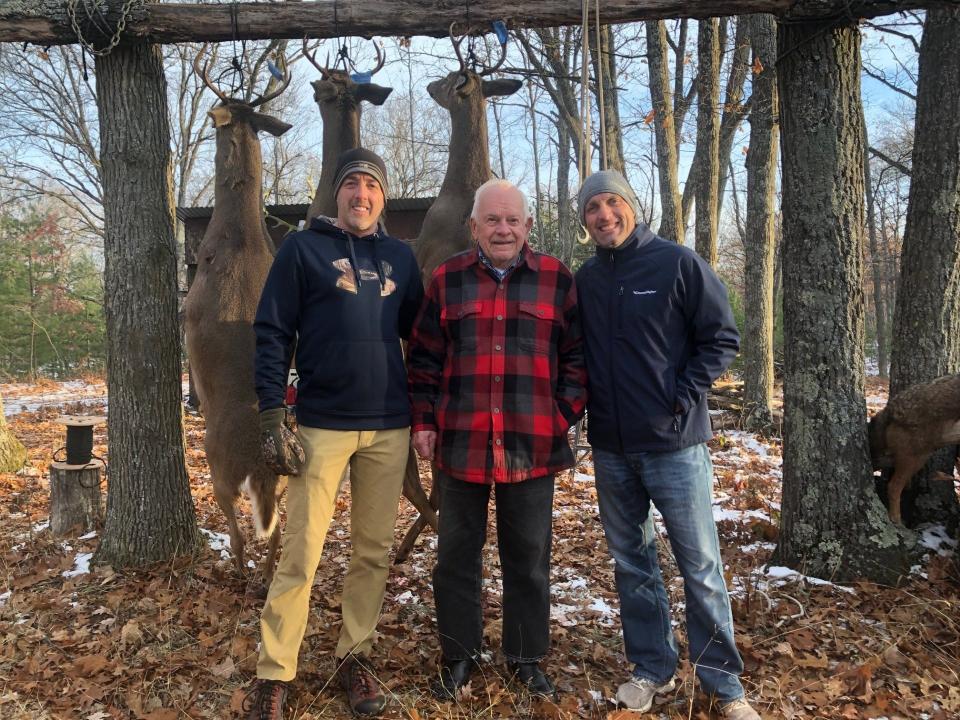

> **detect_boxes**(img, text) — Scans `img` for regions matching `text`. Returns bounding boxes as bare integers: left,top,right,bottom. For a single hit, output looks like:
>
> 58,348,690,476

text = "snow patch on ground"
63,552,93,578
202,528,232,560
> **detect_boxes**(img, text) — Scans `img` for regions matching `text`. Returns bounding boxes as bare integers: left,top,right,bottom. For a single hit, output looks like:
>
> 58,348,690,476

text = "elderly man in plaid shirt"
408,178,587,701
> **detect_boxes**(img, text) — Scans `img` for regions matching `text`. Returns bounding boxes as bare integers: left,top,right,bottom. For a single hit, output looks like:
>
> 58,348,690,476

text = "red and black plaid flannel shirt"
408,244,587,484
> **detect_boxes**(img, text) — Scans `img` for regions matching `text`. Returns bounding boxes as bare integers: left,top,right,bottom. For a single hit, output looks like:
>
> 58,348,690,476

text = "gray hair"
470,178,531,223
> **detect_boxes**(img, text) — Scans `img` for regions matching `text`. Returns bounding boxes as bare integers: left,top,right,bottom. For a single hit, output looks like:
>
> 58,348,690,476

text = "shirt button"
495,344,502,351
496,314,503,321
494,376,501,382
495,439,502,446
493,407,500,414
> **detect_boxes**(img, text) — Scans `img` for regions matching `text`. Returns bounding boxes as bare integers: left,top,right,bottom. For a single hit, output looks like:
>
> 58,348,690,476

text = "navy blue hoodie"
254,216,424,429
575,224,740,453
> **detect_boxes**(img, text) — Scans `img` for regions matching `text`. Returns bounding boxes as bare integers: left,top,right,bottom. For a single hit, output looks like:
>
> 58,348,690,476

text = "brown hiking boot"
336,655,386,716
242,679,290,720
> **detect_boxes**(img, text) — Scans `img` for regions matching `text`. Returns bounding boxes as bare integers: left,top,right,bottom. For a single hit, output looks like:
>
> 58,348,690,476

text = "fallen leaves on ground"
1,375,958,719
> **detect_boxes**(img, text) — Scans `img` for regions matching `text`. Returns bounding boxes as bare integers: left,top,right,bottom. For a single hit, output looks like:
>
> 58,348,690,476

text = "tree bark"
0,396,27,472
863,123,889,379
591,25,626,175
0,1,950,45
93,39,201,567
774,19,911,583
888,6,960,527
646,20,684,242
742,14,778,433
682,17,751,228
695,18,721,265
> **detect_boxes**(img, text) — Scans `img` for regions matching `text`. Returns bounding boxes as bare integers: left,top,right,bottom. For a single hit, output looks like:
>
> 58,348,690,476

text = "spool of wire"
55,415,106,466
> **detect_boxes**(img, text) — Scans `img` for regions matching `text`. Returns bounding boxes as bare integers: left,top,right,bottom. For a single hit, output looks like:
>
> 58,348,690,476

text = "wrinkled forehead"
340,171,382,190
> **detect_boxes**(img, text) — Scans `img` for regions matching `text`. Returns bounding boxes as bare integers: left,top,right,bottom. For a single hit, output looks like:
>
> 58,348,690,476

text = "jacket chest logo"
332,257,397,296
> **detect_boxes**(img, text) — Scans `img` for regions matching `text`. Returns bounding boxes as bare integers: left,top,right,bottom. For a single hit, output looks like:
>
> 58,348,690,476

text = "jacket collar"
309,214,384,242
594,223,656,262
472,241,539,273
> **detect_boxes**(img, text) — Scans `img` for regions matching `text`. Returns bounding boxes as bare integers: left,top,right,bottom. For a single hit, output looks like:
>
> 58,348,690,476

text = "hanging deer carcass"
395,27,522,562
183,46,292,584
303,39,393,222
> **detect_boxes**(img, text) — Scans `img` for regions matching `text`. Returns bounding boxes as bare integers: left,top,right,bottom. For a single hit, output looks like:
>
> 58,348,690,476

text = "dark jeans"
433,471,555,663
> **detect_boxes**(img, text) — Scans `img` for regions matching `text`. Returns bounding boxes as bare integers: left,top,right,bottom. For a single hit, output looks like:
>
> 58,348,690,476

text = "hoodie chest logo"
632,289,657,296
332,257,397,296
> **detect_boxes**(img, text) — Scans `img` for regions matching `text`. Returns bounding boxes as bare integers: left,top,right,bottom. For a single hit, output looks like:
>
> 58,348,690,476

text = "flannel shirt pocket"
517,302,558,355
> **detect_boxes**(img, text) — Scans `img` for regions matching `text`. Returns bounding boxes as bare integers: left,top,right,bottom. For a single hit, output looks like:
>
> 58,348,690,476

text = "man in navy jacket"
575,171,758,720
246,148,424,719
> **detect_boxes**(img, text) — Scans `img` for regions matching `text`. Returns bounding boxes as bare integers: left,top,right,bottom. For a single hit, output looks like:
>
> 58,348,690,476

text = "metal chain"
66,0,143,57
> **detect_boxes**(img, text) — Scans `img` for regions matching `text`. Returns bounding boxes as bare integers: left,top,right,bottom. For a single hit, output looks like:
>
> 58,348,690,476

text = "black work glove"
260,407,305,476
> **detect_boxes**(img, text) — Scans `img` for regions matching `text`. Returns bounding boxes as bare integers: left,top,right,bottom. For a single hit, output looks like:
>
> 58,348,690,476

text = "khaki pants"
257,426,409,681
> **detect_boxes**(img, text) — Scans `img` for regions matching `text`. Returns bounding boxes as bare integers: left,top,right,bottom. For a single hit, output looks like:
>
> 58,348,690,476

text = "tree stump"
49,460,103,535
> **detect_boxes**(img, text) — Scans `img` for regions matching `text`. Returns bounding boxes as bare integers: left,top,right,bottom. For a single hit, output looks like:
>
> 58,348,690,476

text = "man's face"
583,192,637,249
335,171,385,235
469,186,532,269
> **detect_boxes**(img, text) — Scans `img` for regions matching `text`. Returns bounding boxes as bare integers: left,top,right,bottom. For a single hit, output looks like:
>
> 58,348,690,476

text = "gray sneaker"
615,675,676,711
719,698,761,719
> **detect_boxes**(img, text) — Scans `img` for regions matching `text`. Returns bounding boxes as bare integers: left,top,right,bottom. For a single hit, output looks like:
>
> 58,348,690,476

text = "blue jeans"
433,471,555,664
593,444,744,703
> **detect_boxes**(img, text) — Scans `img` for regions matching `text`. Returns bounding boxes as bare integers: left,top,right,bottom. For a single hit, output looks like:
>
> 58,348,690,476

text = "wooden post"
49,460,103,535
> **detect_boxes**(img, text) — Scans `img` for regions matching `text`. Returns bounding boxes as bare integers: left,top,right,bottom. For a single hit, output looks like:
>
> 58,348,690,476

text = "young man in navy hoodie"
245,148,424,719
575,171,759,720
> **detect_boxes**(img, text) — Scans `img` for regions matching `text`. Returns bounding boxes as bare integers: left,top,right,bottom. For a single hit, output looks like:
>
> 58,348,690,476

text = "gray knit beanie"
577,170,640,223
332,147,389,199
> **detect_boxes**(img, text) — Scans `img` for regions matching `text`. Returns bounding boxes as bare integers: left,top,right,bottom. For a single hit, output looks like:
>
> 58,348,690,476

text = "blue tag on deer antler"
350,72,373,84
492,20,508,45
267,60,284,80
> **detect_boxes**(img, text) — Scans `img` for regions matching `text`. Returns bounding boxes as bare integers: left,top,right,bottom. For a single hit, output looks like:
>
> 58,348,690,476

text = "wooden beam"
0,1,954,46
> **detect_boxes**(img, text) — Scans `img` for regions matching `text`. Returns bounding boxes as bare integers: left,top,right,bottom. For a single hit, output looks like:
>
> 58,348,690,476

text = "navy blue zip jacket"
575,224,739,453
254,216,424,430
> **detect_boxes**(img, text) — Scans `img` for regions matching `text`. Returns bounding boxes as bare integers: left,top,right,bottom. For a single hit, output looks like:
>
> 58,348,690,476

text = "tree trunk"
0,2,951,46
591,25,625,175
742,14,778,433
646,20,683,242
93,39,201,567
0,396,27,472
774,19,911,583
557,120,575,267
695,18,721,265
888,6,960,527
682,17,751,228
863,122,889,380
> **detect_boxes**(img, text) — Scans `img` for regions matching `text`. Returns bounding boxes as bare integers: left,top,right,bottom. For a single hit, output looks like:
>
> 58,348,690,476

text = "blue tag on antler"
350,72,372,84
267,59,284,80
492,20,508,44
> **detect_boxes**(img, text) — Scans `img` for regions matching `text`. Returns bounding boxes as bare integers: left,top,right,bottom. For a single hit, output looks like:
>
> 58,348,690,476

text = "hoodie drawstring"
347,236,362,288
372,239,386,291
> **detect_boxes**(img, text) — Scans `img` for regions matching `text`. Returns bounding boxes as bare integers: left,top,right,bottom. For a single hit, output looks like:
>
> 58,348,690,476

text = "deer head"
415,25,522,280
304,39,394,221
194,45,293,216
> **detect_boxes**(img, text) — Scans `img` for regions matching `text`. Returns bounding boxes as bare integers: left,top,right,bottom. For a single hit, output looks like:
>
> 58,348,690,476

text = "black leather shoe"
508,662,558,700
431,658,475,699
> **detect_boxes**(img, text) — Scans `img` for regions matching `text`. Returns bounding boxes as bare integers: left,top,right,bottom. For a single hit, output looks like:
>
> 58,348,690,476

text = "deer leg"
213,479,246,576
886,453,928,526
263,523,282,586
395,471,440,563
402,448,438,531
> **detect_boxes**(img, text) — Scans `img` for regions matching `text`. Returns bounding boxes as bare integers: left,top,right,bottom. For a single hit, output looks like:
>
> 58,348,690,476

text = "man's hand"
412,430,437,460
260,407,305,476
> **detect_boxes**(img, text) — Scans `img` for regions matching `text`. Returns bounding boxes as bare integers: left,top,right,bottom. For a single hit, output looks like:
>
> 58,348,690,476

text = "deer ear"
250,113,293,137
482,78,523,98
208,106,234,128
355,83,393,106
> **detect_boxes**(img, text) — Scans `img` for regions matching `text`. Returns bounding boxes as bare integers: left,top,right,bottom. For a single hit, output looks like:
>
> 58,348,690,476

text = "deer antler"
302,38,326,74
448,21,508,76
250,52,292,109
449,21,468,73
193,43,231,104
360,39,386,77
479,30,509,76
